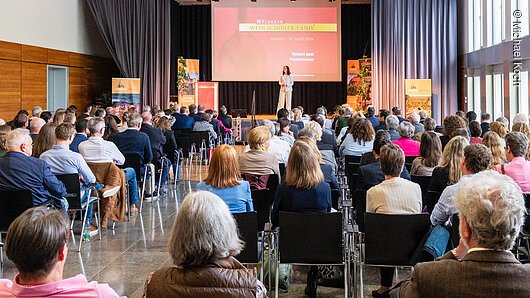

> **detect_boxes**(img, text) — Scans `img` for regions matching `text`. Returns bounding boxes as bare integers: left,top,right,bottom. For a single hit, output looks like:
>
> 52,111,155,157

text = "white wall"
0,0,110,57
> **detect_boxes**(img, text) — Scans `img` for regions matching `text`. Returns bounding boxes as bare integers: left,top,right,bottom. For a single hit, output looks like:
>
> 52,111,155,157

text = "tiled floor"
0,161,411,297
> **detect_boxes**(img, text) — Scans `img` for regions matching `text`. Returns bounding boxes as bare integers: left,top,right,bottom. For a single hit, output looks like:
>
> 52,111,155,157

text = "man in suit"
357,137,410,190
70,118,89,153
140,111,169,191
480,113,491,137
109,113,152,165
172,106,195,130
188,104,200,122
400,170,530,297
0,129,67,210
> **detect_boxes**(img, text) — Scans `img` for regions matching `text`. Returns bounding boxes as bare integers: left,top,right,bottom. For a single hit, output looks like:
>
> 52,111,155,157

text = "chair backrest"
121,153,142,180
278,163,286,183
451,213,460,247
364,213,431,266
425,191,442,214
0,189,34,232
411,175,432,199
353,189,367,232
174,133,191,157
250,189,274,231
345,155,362,177
404,156,418,172
233,212,259,264
331,189,341,210
55,174,82,210
279,211,343,264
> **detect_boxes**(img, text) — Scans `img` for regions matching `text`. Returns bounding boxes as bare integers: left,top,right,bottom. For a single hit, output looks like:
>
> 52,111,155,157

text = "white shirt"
78,136,125,165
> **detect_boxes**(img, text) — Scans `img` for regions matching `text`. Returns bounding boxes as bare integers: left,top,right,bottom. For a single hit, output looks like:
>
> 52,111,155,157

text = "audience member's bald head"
141,111,153,124
29,118,46,134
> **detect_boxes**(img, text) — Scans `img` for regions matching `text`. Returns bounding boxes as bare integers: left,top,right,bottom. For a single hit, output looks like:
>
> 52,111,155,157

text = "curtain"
86,0,171,108
372,0,457,122
171,4,371,115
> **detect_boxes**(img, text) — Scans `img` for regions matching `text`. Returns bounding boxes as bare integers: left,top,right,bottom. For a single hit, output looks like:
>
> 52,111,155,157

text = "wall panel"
0,40,21,61
48,49,70,66
22,45,47,63
21,62,47,112
0,60,22,119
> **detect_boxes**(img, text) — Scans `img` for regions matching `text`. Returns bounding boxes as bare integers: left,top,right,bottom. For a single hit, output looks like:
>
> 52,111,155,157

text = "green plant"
177,56,190,96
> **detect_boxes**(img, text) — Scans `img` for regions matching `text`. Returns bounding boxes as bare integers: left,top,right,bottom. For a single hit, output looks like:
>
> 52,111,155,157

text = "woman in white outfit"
277,65,294,112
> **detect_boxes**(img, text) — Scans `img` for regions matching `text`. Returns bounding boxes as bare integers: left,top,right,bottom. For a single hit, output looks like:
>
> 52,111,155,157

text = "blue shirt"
196,181,253,213
40,145,96,184
70,133,88,153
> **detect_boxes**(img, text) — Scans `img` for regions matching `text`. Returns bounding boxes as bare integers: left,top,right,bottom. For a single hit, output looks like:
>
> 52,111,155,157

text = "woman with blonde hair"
428,136,469,193
145,191,266,297
32,123,56,158
291,107,304,130
271,139,331,297
52,111,66,126
297,136,339,190
197,145,252,213
490,121,508,147
239,126,280,177
483,131,507,167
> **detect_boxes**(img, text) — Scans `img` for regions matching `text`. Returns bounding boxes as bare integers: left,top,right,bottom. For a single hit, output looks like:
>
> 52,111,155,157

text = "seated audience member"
243,120,290,165
31,106,43,118
480,112,491,136
277,118,295,146
483,131,506,167
496,116,510,129
385,115,400,141
424,117,441,136
431,144,492,226
195,104,206,122
336,116,358,145
278,108,300,138
465,110,477,123
52,111,66,126
335,106,353,136
392,121,420,156
365,105,379,128
29,117,45,142
218,105,233,129
64,112,76,125
211,110,230,135
316,106,333,132
78,105,92,119
357,136,411,190
339,118,375,157
468,120,482,144
408,112,424,134
40,123,101,236
440,115,467,149
109,113,152,165
297,136,339,191
360,130,390,166
0,125,12,157
12,113,29,129
513,112,529,126
490,121,508,147
197,145,253,213
411,132,442,176
302,122,337,173
40,111,53,123
154,116,178,177
106,106,121,125
239,126,280,177
32,123,56,158
418,110,427,124
172,106,195,129
0,207,120,297
400,170,530,297
94,108,106,118
391,106,406,123
0,119,5,126
271,139,331,297
366,144,422,297
428,136,469,193
291,107,305,130
103,115,119,140
141,111,170,190
511,122,530,159
193,112,218,141
205,109,222,139
310,114,337,152
374,109,390,131
70,118,89,153
145,191,266,297
495,132,530,193
0,129,67,210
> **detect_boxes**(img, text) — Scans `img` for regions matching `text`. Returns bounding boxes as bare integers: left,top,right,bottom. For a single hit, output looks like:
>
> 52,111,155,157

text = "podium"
195,82,219,111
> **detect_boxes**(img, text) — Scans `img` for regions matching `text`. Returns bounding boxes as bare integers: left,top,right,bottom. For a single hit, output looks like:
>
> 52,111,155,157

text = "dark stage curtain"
170,4,371,115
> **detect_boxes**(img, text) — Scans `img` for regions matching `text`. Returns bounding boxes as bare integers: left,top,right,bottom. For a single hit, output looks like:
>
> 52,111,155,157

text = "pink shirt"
0,274,121,297
469,137,483,144
495,157,530,193
392,137,420,156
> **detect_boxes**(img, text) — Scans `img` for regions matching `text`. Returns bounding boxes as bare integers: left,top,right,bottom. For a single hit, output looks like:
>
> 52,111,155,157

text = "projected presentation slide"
212,0,341,82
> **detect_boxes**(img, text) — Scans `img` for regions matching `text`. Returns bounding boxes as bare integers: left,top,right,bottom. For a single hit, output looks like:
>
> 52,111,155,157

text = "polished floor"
0,162,411,297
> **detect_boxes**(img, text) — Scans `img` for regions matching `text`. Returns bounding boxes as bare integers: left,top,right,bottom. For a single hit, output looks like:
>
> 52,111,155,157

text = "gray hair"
168,191,243,266
303,121,323,141
455,170,526,250
386,115,399,130
32,106,43,117
418,110,427,119
513,112,529,125
87,117,105,135
398,121,415,138
259,119,276,136
496,116,509,128
127,113,143,128
424,117,436,131
409,112,420,123
29,118,46,133
316,107,327,116
505,131,529,157
297,128,315,140
6,128,31,148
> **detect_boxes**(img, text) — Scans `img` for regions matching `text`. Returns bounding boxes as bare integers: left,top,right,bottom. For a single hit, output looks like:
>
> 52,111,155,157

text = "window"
512,0,529,38
487,0,504,46
493,73,504,118
467,72,482,114
511,70,529,115
468,0,483,52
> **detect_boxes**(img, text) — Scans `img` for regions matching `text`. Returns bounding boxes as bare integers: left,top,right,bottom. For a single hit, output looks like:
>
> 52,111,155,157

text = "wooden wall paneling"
21,62,47,112
69,53,86,68
0,40,21,61
47,49,70,66
0,60,22,120
69,67,87,111
21,45,47,64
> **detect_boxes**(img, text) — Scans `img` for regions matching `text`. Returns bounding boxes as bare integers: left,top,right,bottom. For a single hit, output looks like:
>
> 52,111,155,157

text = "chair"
425,191,442,214
411,175,432,199
278,163,286,183
120,153,149,212
345,155,361,193
251,189,275,232
233,212,264,279
56,174,101,252
404,156,418,172
359,213,431,297
451,213,460,248
331,189,341,210
275,212,348,298
353,189,367,232
0,189,33,265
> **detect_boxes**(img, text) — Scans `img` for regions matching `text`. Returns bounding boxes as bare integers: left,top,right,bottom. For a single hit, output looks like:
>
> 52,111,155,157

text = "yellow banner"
239,23,337,32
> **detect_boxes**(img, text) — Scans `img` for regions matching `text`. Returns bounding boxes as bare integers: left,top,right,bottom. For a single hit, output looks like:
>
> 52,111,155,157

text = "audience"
31,106,43,118
430,144,492,226
298,136,339,191
400,170,530,297
359,129,390,166
480,112,491,136
192,112,218,141
32,123,56,158
0,125,12,157
103,115,119,140
468,120,482,144
482,131,506,167
366,144,422,297
40,111,53,123
277,118,295,146
411,131,442,176
218,105,232,129
0,207,120,297
385,115,400,141
172,106,195,129
374,109,389,131
70,118,89,153
428,136,469,193
141,111,170,190
494,131,530,193
197,145,253,213
250,119,290,165
408,112,424,134
391,106,406,123
365,105,379,128
239,126,280,177
393,121,420,156
291,107,304,129
465,110,477,123
29,117,45,142
490,121,508,147
511,122,530,159
339,118,375,157
78,105,92,119
154,116,178,177
53,111,66,126
440,115,467,149
0,129,67,210
12,113,29,129
496,116,509,129
302,122,337,173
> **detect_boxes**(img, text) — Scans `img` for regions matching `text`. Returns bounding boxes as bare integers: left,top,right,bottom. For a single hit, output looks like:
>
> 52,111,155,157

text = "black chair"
56,174,101,251
353,189,367,232
360,213,431,293
411,175,432,200
278,163,286,183
233,212,262,277
451,213,460,248
425,191,442,214
404,156,418,172
120,153,149,212
331,189,341,210
345,155,361,193
275,212,348,298
0,189,33,265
